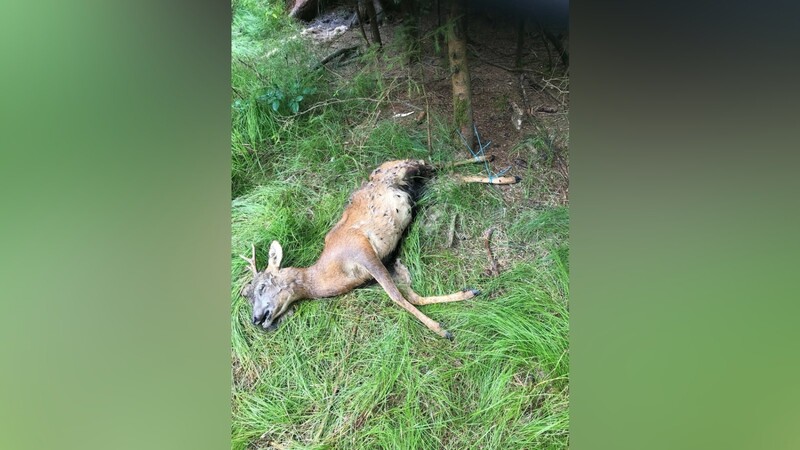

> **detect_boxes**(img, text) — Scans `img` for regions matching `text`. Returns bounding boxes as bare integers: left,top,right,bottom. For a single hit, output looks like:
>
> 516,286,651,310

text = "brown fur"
241,158,515,339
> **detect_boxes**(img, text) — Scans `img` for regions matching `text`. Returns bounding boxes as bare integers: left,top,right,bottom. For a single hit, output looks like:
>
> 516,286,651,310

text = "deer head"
240,241,298,331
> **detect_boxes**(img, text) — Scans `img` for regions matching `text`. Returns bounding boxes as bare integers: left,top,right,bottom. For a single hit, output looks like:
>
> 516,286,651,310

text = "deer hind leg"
439,154,494,169
355,245,454,339
392,260,479,305
457,175,521,185
437,155,521,184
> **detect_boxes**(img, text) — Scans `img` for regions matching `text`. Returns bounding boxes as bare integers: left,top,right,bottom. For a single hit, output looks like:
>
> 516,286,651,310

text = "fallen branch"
519,74,530,112
532,105,558,114
314,45,360,70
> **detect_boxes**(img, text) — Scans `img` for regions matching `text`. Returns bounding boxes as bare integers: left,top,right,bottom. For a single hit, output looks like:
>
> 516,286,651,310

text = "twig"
235,57,267,83
483,227,500,277
540,75,570,98
519,74,529,112
353,1,370,46
422,84,433,154
523,76,562,105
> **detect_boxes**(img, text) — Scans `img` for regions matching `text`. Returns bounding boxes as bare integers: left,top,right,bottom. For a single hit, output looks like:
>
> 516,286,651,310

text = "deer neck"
282,264,328,301
286,261,350,300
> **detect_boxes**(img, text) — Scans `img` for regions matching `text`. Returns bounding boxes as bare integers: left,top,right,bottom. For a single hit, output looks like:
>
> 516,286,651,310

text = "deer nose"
252,308,272,325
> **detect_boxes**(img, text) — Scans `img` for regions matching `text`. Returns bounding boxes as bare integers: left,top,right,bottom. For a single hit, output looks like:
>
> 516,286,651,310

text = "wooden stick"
440,154,494,169
458,175,520,185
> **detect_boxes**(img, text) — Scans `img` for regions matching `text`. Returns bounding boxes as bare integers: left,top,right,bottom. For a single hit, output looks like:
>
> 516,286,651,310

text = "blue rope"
457,124,498,182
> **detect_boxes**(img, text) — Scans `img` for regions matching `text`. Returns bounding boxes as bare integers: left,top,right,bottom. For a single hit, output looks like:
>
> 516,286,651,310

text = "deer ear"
267,240,283,271
240,282,254,302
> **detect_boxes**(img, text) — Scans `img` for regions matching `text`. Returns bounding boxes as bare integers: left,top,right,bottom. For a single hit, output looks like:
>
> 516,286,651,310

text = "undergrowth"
231,1,569,448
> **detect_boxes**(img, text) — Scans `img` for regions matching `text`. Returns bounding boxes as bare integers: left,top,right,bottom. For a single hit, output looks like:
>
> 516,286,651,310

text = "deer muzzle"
252,307,273,327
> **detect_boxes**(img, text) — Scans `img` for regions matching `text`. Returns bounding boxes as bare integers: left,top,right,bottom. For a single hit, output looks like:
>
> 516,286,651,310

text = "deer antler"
239,243,259,277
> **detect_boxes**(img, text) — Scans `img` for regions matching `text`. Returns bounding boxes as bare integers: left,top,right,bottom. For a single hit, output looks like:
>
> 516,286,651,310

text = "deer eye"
258,283,267,295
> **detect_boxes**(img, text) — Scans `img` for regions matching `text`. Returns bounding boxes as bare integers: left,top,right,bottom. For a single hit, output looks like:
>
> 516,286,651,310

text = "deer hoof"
463,287,481,296
444,330,454,341
514,175,522,183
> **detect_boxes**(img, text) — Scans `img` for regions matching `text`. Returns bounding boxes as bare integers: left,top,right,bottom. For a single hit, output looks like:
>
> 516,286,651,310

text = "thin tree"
363,0,383,49
353,0,370,46
446,0,473,150
400,0,420,63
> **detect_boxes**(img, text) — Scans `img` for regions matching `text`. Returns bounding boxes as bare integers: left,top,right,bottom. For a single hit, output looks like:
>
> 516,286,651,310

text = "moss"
454,96,469,127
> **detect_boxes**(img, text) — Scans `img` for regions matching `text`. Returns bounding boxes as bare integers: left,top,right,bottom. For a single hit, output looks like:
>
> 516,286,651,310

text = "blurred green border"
2,1,800,449
1,1,231,449
571,2,800,449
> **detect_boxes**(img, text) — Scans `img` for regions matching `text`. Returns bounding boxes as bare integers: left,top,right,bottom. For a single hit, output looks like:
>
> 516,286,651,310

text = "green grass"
231,3,569,448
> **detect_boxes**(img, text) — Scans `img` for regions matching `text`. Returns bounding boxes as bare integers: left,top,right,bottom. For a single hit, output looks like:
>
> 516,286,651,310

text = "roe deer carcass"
239,156,519,339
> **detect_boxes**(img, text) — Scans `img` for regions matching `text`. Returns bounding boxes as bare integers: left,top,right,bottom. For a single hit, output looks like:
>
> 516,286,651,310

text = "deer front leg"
355,247,454,339
392,260,480,305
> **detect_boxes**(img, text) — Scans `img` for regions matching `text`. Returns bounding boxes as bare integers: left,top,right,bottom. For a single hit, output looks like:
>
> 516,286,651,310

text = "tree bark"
288,0,318,21
400,0,420,63
364,0,383,49
353,0,370,46
447,0,473,151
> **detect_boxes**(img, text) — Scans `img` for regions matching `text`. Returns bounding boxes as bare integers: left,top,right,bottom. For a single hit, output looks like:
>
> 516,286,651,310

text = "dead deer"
239,156,519,339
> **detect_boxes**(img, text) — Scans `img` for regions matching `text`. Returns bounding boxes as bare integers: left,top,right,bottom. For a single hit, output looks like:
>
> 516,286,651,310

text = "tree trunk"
400,0,420,63
353,0,370,46
447,0,473,151
364,0,383,49
288,0,318,21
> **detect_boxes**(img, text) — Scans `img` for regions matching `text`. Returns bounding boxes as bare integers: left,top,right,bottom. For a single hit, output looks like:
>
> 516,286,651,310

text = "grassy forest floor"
231,1,569,448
